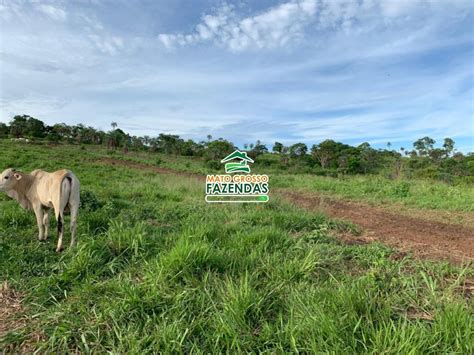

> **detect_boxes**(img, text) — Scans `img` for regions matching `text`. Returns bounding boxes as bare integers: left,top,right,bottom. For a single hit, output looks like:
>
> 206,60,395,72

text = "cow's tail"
66,172,80,247
56,172,80,249
57,175,71,222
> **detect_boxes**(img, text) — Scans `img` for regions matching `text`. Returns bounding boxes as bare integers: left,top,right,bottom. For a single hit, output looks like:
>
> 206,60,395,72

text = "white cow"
0,168,80,252
10,138,30,142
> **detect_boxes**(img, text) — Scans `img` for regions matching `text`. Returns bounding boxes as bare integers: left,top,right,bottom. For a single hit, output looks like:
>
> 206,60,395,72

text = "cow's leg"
69,203,78,247
56,213,64,252
33,206,45,241
42,209,50,241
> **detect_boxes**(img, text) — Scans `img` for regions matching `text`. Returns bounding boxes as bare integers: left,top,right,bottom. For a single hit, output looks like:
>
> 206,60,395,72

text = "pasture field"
89,146,474,213
0,141,473,353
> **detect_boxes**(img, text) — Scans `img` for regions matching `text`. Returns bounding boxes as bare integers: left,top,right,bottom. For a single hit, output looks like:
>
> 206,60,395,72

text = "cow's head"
0,168,22,192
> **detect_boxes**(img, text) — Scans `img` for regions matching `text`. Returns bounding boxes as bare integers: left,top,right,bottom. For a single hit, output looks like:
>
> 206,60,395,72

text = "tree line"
1,115,472,183
268,137,472,183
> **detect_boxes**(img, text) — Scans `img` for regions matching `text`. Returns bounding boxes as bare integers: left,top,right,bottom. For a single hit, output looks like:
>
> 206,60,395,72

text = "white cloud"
0,95,69,121
159,0,318,51
158,0,473,51
0,1,23,21
88,34,124,55
380,0,422,18
38,4,67,21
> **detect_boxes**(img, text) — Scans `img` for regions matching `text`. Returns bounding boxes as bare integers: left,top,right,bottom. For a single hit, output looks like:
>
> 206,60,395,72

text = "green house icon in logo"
221,150,254,173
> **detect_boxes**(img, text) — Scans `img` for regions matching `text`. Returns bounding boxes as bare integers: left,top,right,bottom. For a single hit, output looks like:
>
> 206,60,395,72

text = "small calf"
0,168,80,252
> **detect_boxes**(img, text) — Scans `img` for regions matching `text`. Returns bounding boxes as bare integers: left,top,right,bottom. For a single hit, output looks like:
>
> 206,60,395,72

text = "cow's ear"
13,173,22,181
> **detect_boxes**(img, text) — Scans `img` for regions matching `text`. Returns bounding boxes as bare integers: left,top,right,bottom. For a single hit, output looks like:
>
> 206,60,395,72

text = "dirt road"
280,190,474,264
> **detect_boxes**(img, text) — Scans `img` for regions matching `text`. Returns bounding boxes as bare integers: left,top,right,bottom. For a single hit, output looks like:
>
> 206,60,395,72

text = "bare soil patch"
0,281,30,351
0,283,45,352
279,190,474,264
0,282,24,339
390,206,474,229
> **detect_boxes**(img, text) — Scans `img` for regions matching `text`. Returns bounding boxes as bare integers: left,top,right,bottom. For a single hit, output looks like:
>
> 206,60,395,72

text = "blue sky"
0,0,473,152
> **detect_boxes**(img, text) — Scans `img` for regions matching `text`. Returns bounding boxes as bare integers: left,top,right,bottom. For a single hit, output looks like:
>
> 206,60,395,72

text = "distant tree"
130,136,145,151
311,144,330,169
107,136,117,150
156,133,187,155
25,117,46,138
81,126,102,144
338,155,349,174
181,139,204,156
51,123,72,141
357,142,377,173
9,115,29,138
413,136,435,156
207,134,212,142
9,115,47,138
249,140,268,159
204,140,235,161
453,152,464,162
280,146,290,166
443,138,455,157
311,140,340,169
72,124,86,143
244,143,249,150
149,137,160,152
93,129,105,145
273,141,284,154
45,124,61,142
387,142,392,149
255,143,268,154
111,121,118,129
289,143,307,157
429,148,445,165
0,122,8,138
107,128,127,150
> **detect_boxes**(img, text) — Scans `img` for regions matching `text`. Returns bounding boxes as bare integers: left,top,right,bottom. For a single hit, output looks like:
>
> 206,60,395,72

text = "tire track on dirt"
98,157,474,264
280,190,474,264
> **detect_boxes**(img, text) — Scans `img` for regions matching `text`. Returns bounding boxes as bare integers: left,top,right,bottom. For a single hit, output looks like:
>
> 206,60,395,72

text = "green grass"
272,174,474,212
0,141,472,352
79,145,473,212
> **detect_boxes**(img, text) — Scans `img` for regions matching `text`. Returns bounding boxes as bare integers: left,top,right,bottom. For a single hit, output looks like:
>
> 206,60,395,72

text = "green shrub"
414,166,438,180
391,181,411,198
205,160,221,171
